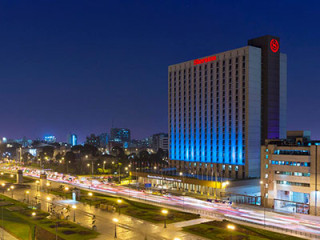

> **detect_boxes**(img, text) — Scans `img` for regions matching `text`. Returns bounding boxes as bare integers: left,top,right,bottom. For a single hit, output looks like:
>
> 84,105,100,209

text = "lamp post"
46,182,51,193
10,185,14,198
260,181,267,227
64,186,69,199
112,218,118,238
25,190,30,203
47,197,51,212
72,205,77,222
161,209,168,228
103,161,106,173
36,180,40,192
117,199,122,215
227,224,235,240
179,172,185,208
88,192,93,207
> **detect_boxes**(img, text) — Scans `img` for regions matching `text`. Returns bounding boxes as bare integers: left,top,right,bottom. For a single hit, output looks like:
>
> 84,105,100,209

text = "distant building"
99,133,109,147
152,133,168,152
86,134,100,148
110,128,131,143
67,134,78,146
261,131,320,215
44,135,56,143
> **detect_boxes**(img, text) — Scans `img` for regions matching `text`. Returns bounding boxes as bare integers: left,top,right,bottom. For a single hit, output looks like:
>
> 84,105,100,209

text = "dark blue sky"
0,1,319,143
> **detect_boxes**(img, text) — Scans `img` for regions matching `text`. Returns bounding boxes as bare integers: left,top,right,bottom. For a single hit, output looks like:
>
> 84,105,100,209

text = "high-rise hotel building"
168,35,287,179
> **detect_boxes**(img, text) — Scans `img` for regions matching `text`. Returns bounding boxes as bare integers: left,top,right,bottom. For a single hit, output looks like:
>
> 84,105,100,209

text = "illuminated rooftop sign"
270,39,279,53
193,55,216,65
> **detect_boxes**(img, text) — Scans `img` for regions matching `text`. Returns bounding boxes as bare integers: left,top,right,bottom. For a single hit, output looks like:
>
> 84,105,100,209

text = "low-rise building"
261,131,320,215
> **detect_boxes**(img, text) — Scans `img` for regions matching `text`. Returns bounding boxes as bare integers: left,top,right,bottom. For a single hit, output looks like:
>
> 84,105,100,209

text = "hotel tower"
168,35,287,179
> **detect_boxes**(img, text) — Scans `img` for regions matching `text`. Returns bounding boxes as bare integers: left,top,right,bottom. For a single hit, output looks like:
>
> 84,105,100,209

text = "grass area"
0,194,99,240
183,220,305,240
50,186,199,224
0,172,35,184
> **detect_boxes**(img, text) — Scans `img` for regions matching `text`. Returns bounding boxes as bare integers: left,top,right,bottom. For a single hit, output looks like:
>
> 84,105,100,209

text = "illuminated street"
4,168,208,240
3,165,320,239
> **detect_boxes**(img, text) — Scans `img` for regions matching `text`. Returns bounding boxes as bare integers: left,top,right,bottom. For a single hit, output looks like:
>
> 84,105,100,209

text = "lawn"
183,220,305,240
0,194,99,240
50,186,200,224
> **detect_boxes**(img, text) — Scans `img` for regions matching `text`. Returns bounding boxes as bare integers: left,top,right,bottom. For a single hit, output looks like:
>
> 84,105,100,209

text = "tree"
65,151,77,173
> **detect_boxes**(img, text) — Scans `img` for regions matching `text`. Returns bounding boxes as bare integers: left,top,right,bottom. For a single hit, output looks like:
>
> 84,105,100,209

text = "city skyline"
0,1,319,143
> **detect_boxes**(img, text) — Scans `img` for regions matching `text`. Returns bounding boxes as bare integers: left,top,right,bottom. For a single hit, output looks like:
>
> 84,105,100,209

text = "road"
4,172,207,240
3,165,320,239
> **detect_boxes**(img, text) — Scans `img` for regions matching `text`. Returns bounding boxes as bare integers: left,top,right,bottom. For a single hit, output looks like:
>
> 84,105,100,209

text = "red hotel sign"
270,39,279,53
194,55,216,65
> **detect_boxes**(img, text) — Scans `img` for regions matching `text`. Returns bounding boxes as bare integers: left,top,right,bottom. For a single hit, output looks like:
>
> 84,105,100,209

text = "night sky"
0,1,319,143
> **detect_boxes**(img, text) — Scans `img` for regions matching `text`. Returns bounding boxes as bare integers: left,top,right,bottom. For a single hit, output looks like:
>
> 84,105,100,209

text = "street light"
112,218,118,238
25,190,30,203
88,192,93,206
72,205,77,222
47,197,51,212
10,185,14,198
31,212,36,217
65,186,69,199
117,199,122,215
103,161,106,173
161,209,168,228
227,224,235,240
260,181,267,227
46,182,51,193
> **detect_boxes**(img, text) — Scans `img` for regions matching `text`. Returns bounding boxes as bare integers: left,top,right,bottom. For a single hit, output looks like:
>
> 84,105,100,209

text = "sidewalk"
0,228,19,240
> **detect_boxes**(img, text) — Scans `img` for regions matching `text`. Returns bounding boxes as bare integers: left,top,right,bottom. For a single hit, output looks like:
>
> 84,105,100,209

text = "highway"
3,165,320,239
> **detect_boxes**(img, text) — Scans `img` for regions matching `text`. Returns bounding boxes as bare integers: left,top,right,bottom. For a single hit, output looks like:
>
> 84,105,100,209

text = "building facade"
261,131,320,215
169,35,287,179
44,135,56,143
67,134,78,146
152,133,168,152
110,128,131,143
